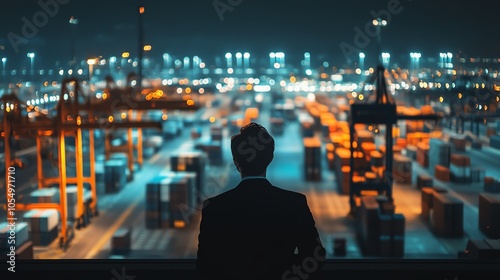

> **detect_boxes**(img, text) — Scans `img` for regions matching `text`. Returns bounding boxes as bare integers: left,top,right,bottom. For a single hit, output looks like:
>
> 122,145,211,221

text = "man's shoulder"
200,188,236,210
270,185,306,201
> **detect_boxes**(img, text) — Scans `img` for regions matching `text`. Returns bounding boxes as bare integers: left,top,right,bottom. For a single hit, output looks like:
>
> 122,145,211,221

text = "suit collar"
235,177,271,189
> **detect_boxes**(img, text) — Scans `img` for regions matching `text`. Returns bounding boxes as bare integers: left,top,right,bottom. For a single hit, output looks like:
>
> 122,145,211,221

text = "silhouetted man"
197,123,325,280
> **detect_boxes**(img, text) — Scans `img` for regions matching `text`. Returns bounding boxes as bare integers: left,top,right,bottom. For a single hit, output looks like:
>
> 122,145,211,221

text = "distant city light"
122,52,130,58
143,45,152,51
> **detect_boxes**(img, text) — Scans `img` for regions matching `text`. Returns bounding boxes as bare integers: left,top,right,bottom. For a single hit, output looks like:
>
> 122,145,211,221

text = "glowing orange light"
187,100,195,106
139,6,145,14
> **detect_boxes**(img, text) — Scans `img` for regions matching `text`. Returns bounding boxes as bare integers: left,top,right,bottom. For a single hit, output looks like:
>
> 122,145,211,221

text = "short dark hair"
231,123,274,175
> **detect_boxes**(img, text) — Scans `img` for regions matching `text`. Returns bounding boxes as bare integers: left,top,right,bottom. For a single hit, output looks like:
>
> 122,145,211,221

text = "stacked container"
304,137,322,181
449,154,471,183
429,139,451,174
0,222,29,251
23,209,59,246
104,158,127,193
170,151,206,204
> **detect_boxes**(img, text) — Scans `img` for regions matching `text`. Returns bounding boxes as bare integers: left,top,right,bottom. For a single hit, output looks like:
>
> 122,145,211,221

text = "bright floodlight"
87,58,97,65
235,52,242,58
225,53,232,59
69,16,78,24
110,56,117,62
304,52,310,58
373,18,387,26
2,58,6,63
447,52,453,58
269,52,275,58
275,52,285,58
359,52,365,59
243,52,250,58
27,53,35,58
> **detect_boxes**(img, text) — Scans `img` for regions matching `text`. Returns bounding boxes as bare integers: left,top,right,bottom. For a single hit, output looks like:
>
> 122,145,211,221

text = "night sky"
0,0,499,68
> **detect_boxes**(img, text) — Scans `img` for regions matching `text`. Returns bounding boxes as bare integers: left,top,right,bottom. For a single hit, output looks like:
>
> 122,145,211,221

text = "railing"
11,259,499,279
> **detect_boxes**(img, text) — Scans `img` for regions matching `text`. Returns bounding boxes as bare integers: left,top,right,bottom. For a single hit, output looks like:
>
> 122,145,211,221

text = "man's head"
231,122,275,176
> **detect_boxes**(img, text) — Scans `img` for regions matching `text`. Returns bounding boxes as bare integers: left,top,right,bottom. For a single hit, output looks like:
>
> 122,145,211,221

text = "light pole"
193,56,200,69
382,52,390,68
372,18,388,66
183,56,190,74
269,52,275,69
2,57,6,84
359,52,365,72
163,53,171,70
243,52,250,69
225,53,232,69
447,52,453,69
410,52,421,79
439,53,446,69
235,52,242,69
69,16,78,71
304,52,311,69
138,4,145,87
87,58,97,81
275,52,285,67
109,56,116,75
27,53,35,80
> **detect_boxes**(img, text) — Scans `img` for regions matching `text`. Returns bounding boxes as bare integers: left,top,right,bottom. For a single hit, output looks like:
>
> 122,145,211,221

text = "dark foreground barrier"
3,259,499,280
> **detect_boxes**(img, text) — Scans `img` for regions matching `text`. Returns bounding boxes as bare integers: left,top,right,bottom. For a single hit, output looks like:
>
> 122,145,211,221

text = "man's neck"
241,172,266,179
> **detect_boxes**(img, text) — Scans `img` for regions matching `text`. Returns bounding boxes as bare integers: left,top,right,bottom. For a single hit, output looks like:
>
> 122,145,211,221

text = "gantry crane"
2,76,199,249
348,65,443,215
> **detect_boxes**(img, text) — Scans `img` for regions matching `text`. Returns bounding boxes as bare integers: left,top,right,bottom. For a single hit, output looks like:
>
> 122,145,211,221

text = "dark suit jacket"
197,178,325,280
